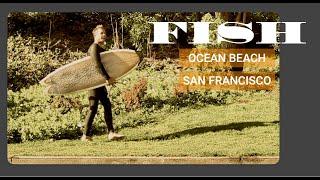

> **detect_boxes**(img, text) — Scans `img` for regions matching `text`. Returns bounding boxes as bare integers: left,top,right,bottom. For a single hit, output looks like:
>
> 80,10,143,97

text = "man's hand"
106,77,116,85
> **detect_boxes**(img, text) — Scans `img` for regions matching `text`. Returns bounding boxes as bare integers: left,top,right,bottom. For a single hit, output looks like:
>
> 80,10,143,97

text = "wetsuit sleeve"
89,44,110,80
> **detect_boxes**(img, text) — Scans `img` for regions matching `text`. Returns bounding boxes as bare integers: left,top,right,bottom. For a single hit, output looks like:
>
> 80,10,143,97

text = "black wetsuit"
83,43,114,136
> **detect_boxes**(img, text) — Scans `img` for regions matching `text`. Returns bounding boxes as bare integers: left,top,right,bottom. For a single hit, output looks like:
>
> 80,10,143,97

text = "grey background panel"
1,3,319,176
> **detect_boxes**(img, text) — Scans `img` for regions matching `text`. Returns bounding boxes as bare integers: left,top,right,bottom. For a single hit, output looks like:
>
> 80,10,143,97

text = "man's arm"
89,44,110,80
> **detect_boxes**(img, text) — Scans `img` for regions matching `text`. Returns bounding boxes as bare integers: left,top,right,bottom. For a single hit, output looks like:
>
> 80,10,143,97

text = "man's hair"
92,25,105,36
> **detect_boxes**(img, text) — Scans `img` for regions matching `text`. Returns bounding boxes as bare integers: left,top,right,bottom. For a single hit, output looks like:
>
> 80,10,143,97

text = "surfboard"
40,49,140,95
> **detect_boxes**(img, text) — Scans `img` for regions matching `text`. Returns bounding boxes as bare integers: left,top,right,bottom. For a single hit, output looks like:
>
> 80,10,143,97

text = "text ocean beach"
188,52,267,63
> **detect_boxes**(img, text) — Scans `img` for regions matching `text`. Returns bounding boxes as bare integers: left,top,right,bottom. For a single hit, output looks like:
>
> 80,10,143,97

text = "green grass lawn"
8,89,279,158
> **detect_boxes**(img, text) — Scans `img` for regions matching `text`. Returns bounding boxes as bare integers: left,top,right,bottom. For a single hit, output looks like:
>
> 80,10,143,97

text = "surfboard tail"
40,76,54,86
44,86,63,95
39,78,46,85
43,86,51,95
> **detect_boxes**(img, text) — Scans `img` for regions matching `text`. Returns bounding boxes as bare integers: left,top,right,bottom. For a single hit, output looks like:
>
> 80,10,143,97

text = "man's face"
94,28,106,43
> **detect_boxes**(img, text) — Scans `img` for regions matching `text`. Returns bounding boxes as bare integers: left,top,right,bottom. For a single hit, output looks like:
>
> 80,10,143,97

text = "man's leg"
99,87,124,140
99,89,114,132
83,90,99,139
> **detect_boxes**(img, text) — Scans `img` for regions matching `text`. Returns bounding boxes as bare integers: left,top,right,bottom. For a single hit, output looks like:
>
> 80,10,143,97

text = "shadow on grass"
128,120,279,141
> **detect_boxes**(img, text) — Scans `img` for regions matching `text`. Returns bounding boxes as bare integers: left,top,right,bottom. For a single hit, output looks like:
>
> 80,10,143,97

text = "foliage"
8,88,279,157
251,12,280,22
7,61,257,143
7,85,86,143
122,13,157,52
7,34,85,91
196,13,226,49
121,78,148,112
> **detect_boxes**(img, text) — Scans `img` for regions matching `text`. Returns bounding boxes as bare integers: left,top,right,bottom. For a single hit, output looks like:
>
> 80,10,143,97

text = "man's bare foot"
108,132,124,141
81,135,93,142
